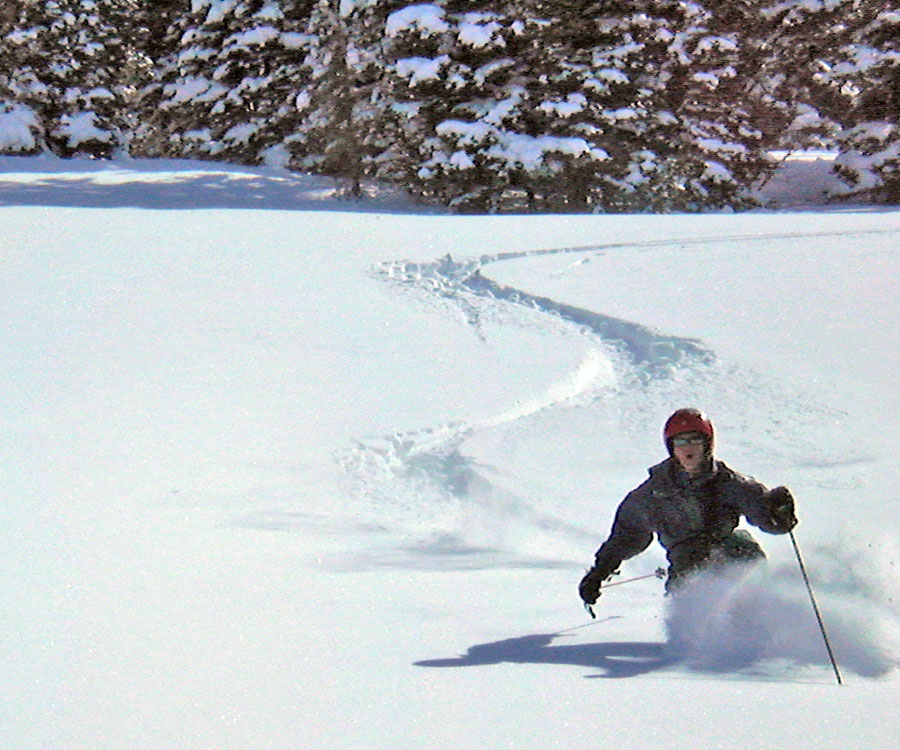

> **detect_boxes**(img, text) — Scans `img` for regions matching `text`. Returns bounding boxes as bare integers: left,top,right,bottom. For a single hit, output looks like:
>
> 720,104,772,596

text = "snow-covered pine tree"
287,0,411,196
758,0,898,203
132,0,186,64
138,0,310,166
647,0,780,209
375,1,532,210
541,0,698,211
533,0,778,211
129,2,193,155
0,2,18,32
1,1,45,154
287,0,369,193
373,0,781,212
1,0,146,157
377,0,658,212
827,2,899,203
752,0,842,151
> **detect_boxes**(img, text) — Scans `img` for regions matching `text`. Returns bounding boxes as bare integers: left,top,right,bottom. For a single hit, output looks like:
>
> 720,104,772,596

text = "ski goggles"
671,435,707,446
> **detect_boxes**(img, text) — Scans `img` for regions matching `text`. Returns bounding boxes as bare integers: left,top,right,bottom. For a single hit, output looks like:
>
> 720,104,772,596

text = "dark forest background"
1,1,896,211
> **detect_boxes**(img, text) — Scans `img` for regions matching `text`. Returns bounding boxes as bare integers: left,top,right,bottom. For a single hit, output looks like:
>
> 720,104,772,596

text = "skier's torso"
592,457,779,577
639,459,746,549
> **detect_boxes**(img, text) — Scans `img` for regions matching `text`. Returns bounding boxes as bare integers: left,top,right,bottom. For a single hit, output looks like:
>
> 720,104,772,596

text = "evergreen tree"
287,0,412,195
287,0,369,192
828,2,899,202
372,0,641,211
759,0,898,202
133,0,187,63
377,1,778,211
375,1,527,210
647,0,781,208
756,0,853,150
1,0,145,157
130,1,202,156
137,0,311,166
1,0,891,207
0,1,44,154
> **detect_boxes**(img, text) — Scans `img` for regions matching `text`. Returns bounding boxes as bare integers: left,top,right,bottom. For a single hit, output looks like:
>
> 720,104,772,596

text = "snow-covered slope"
2,155,898,750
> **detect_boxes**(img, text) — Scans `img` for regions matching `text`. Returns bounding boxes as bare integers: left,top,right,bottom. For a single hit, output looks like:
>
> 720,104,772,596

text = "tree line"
1,0,896,211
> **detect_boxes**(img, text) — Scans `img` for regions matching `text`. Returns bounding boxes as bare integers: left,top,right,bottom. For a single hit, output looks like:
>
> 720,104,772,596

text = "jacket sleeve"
729,470,796,535
593,491,655,575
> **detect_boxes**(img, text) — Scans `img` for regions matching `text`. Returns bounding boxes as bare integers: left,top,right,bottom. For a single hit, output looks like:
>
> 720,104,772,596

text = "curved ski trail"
340,226,896,569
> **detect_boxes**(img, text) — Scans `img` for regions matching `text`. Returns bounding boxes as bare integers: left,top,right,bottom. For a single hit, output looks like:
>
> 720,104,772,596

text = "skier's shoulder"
646,458,672,482
623,459,672,500
714,459,767,493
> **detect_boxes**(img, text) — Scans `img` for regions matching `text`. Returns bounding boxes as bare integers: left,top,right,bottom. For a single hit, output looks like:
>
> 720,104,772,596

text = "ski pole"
789,530,843,685
603,567,667,589
585,568,666,619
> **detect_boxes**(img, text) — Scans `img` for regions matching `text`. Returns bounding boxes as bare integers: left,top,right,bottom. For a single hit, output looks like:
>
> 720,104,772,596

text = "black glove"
768,486,797,531
579,565,615,605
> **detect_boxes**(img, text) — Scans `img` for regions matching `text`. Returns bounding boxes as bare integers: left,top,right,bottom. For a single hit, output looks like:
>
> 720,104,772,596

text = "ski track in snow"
336,349,613,570
337,223,900,680
376,244,714,373
374,224,894,372
337,238,716,560
337,226,896,573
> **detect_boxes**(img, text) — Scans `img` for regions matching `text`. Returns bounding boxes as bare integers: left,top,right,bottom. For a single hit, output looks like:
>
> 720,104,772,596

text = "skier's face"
672,433,708,475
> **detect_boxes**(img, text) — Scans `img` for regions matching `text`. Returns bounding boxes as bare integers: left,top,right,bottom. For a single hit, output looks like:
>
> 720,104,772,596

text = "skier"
579,408,797,605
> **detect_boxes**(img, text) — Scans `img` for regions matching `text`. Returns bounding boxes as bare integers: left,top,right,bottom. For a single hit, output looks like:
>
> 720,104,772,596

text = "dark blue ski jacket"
593,457,795,580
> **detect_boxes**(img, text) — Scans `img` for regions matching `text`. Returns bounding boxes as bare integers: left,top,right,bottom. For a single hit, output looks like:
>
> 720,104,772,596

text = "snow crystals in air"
666,561,897,678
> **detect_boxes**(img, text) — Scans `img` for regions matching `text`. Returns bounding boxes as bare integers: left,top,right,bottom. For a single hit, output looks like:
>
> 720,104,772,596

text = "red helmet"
663,408,714,453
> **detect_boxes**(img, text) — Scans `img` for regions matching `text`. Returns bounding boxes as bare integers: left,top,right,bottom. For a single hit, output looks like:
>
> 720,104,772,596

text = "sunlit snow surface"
2,154,898,749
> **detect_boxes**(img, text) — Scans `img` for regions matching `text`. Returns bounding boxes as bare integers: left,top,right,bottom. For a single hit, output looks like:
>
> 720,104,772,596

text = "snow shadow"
0,157,421,212
417,550,899,682
415,625,678,679
338,533,577,572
